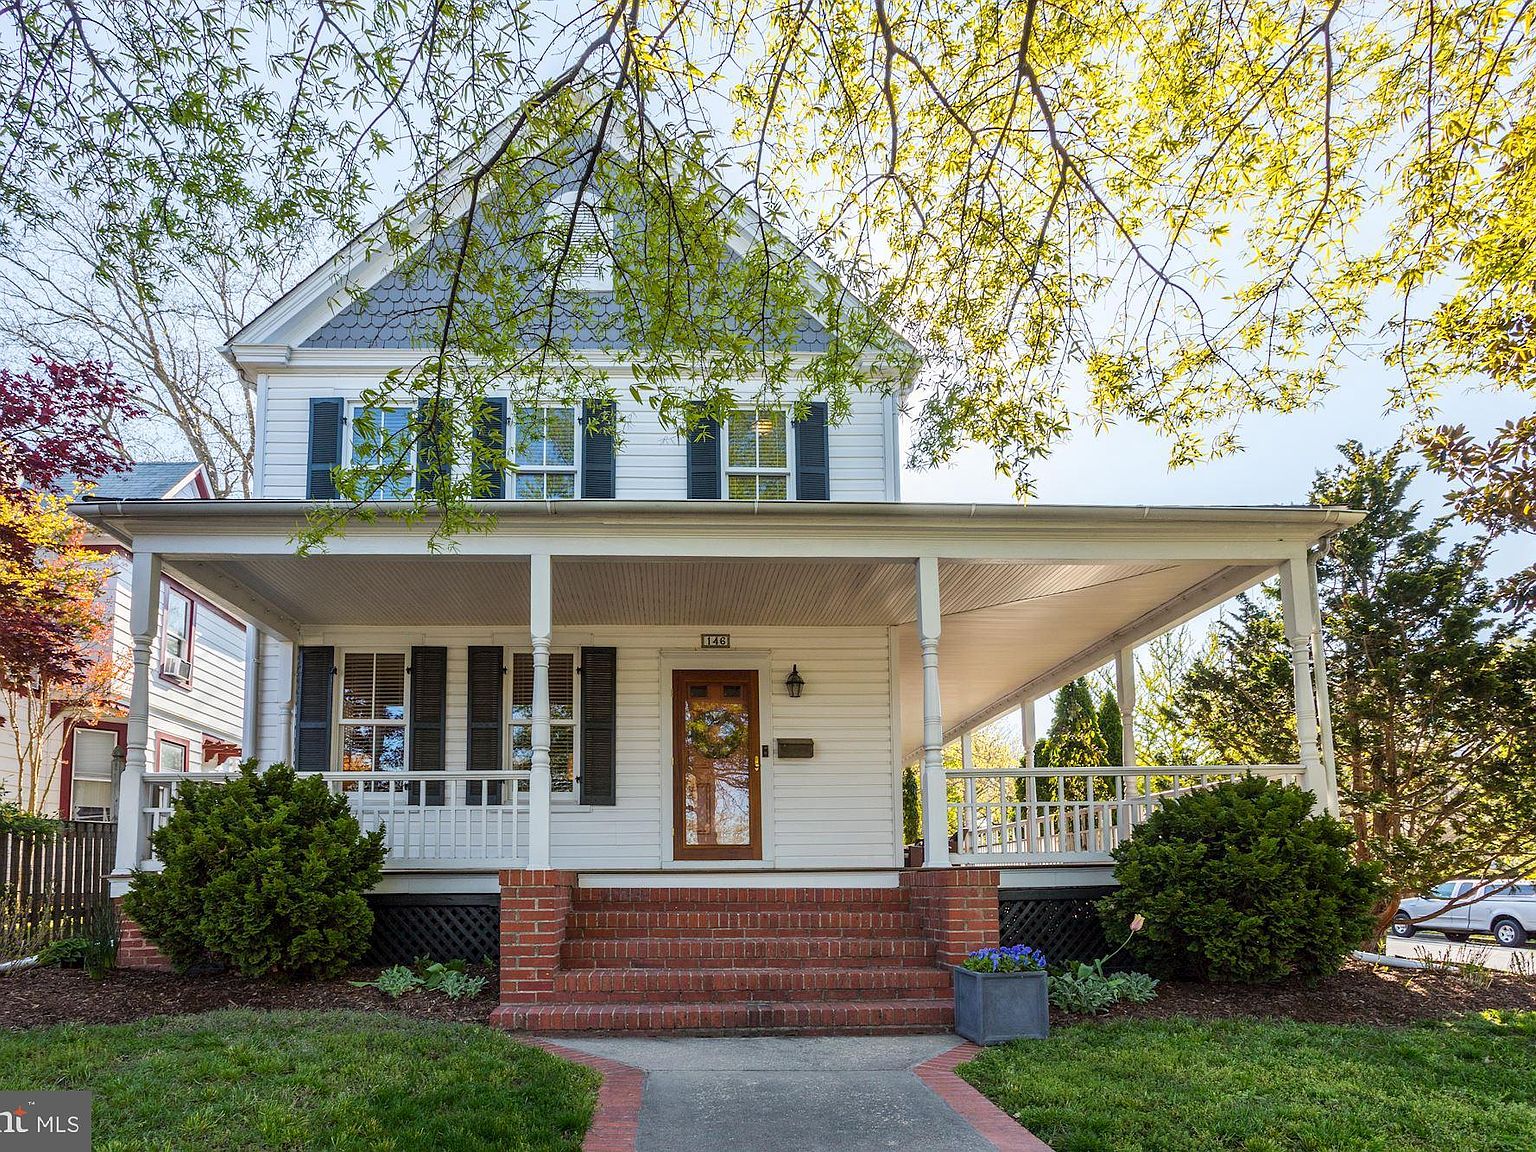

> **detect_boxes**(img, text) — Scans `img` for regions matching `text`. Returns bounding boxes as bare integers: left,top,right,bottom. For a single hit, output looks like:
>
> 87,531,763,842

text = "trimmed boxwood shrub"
124,761,386,978
1099,776,1383,983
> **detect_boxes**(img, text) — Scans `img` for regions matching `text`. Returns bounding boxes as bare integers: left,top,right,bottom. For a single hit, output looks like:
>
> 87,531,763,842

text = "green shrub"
124,761,386,979
1100,776,1384,984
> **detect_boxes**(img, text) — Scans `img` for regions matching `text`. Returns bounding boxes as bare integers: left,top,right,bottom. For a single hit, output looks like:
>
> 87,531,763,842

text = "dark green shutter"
294,645,334,771
307,398,345,499
472,397,507,498
579,646,618,806
466,645,504,805
686,405,721,499
794,402,830,500
581,399,616,499
416,398,448,495
409,646,448,806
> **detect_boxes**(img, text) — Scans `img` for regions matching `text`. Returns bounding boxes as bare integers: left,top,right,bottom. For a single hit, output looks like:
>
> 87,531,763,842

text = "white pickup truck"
1392,879,1535,947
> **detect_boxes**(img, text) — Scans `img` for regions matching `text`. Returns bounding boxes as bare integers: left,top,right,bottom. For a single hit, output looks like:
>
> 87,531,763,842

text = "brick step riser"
492,999,955,1034
553,986,950,1004
567,918,924,940
553,971,952,1003
573,890,912,911
561,939,938,968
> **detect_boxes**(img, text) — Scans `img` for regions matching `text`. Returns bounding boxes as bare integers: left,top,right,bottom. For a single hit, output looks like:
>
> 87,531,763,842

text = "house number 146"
700,633,731,649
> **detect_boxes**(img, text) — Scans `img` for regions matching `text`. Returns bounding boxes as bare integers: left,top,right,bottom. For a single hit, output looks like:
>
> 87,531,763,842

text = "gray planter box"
951,966,1050,1044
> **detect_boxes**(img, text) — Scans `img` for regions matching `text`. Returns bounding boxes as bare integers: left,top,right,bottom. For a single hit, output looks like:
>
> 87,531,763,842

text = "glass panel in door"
673,671,760,860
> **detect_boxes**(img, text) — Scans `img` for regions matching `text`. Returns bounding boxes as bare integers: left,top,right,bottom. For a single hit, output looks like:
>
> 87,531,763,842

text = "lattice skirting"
998,887,1116,965
364,894,500,966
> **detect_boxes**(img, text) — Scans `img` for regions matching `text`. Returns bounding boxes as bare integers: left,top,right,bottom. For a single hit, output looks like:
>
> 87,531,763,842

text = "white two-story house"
78,157,1355,1032
2,462,249,821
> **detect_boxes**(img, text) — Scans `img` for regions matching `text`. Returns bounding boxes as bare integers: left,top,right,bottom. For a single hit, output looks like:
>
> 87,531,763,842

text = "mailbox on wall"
775,738,815,759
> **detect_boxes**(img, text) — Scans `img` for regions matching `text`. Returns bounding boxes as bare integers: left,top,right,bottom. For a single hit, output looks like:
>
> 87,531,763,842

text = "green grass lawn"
0,1010,597,1152
961,1011,1536,1152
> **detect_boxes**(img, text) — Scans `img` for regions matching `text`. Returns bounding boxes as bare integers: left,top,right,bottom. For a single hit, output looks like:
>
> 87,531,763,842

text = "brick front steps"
492,869,999,1036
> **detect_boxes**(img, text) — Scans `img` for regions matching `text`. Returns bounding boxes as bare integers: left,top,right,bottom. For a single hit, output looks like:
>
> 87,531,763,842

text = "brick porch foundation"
901,866,1001,964
112,898,173,971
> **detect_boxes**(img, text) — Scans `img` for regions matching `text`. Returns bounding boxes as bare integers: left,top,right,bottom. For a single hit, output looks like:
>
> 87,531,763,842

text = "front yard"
0,1009,597,1152
962,1010,1536,1152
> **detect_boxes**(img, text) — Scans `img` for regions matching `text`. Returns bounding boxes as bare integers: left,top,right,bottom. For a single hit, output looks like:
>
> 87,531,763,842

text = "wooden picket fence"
0,820,115,937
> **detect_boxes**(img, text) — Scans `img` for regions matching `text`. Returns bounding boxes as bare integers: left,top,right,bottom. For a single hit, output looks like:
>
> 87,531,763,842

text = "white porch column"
1307,547,1341,815
1114,647,1136,768
1019,701,1036,771
276,637,297,765
112,550,161,883
241,625,261,762
1279,556,1328,809
528,552,553,869
916,556,949,867
959,732,976,853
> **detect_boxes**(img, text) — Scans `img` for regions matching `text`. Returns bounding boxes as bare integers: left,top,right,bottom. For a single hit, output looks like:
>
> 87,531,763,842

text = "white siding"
255,631,292,765
255,371,894,502
281,624,897,870
109,557,249,768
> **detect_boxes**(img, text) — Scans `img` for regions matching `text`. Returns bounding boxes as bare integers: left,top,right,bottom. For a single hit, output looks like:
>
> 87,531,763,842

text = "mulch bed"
0,964,496,1029
1069,958,1536,1028
4,957,1532,1032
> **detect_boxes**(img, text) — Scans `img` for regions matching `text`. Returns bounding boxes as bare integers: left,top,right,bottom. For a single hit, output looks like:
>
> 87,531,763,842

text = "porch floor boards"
496,885,959,1035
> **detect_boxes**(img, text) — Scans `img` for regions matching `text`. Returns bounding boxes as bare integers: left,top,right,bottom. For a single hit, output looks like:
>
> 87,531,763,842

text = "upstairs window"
340,652,407,774
547,192,611,290
510,652,577,793
159,587,194,684
726,408,789,500
350,405,413,499
513,406,578,500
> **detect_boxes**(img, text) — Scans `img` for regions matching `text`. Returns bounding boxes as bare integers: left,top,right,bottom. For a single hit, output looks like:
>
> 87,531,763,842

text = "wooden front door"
672,670,762,860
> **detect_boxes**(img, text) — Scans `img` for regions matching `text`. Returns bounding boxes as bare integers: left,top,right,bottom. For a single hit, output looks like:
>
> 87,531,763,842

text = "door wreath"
686,705,747,759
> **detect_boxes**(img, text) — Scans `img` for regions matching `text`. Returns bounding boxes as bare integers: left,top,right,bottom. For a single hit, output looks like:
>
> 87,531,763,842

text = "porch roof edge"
73,498,1365,546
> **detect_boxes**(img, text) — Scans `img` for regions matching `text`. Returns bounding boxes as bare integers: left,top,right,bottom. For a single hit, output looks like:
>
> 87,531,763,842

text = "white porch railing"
139,769,531,870
946,765,1305,864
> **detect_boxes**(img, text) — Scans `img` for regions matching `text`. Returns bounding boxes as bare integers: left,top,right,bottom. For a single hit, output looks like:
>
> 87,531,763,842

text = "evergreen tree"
1097,691,1124,767
1172,443,1536,900
1034,678,1110,769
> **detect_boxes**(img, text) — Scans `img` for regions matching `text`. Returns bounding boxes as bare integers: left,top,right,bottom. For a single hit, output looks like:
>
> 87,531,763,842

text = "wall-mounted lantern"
785,665,805,699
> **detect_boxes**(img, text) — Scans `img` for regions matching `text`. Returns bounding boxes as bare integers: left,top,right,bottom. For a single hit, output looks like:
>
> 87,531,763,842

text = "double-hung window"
339,652,407,777
159,588,194,684
350,405,413,499
509,652,577,793
725,408,790,500
513,406,578,499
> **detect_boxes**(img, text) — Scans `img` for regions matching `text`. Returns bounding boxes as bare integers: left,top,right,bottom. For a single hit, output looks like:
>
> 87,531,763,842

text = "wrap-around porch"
78,500,1350,887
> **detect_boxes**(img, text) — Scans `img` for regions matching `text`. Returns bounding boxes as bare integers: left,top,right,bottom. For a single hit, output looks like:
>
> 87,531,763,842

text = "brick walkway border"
913,1042,1056,1152
530,1040,645,1152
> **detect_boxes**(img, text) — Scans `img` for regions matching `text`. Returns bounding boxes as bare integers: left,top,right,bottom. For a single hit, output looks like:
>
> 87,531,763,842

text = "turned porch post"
1307,546,1341,814
1279,555,1330,812
915,556,949,867
112,550,161,882
528,552,553,868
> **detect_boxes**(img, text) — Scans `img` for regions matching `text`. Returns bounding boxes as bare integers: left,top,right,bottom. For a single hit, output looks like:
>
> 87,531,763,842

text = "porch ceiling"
177,554,1199,629
895,560,1275,759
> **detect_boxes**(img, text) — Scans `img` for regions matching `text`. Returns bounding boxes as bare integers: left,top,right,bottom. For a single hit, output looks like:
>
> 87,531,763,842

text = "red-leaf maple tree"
0,359,140,813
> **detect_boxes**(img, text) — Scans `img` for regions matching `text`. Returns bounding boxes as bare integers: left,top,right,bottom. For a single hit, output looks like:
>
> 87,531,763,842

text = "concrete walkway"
557,1034,1044,1152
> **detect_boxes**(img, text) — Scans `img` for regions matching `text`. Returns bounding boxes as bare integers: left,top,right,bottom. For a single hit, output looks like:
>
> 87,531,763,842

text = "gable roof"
224,111,910,381
75,461,211,501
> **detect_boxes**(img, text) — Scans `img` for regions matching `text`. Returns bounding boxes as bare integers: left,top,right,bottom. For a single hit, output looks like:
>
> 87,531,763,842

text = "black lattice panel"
365,895,499,966
999,887,1116,966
